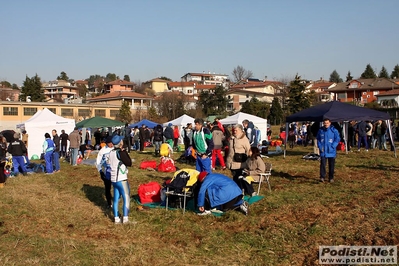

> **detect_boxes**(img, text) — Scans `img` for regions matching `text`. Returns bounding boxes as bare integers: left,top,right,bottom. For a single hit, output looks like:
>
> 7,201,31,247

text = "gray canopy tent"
284,101,396,157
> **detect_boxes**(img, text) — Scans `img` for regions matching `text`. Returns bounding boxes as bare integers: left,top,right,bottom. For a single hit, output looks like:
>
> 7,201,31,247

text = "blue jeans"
154,141,162,152
12,156,27,175
320,157,335,180
52,151,60,171
196,155,212,173
70,148,79,165
44,151,53,173
112,180,130,217
357,135,368,149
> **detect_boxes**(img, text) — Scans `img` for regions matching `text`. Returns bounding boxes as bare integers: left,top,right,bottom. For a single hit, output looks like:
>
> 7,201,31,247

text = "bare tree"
232,65,253,82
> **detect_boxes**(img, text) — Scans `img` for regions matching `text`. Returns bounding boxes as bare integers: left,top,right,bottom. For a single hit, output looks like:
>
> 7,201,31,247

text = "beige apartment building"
0,101,121,131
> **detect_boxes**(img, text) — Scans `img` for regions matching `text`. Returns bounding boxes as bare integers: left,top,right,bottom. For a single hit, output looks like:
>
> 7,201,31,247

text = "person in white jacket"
95,136,114,209
109,135,133,224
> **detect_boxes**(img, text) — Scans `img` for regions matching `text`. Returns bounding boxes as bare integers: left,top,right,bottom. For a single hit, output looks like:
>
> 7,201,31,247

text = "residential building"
0,86,20,101
227,79,283,111
181,72,229,87
328,78,399,104
41,80,80,103
0,101,121,131
86,91,153,110
306,80,336,102
103,79,136,93
375,89,399,107
142,78,170,94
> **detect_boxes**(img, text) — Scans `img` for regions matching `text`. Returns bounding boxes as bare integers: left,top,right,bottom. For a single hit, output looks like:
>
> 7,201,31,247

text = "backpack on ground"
138,181,162,204
166,170,190,194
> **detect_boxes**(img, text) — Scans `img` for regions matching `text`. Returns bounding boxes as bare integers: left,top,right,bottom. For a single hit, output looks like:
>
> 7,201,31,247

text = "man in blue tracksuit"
317,118,340,183
42,133,55,174
197,172,248,215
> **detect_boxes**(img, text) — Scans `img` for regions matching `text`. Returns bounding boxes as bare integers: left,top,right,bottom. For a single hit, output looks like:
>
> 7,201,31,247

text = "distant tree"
240,97,269,119
20,74,45,102
155,91,188,120
77,83,88,99
360,64,377,79
346,71,353,81
123,75,130,82
159,76,172,81
105,73,118,82
57,71,69,81
197,85,230,117
0,81,12,88
286,74,310,114
268,97,284,125
118,100,132,123
378,66,389,78
390,64,399,79
231,65,253,82
329,70,343,83
12,83,19,90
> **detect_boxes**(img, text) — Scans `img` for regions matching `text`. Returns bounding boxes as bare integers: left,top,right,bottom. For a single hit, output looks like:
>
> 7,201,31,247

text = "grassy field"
1,138,398,265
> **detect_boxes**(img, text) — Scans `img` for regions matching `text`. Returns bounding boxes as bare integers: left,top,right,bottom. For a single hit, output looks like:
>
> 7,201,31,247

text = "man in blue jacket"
197,171,248,215
317,118,340,183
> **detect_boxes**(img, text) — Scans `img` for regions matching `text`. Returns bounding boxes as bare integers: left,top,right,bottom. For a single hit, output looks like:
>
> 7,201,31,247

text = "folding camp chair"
165,184,197,214
253,162,272,195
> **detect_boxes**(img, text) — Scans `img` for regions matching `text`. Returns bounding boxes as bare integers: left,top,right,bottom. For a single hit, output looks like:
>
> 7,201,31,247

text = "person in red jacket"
173,125,180,151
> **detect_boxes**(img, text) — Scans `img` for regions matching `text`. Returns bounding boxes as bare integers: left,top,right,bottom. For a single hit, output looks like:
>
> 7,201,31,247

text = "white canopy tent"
219,112,268,142
163,115,195,145
163,114,195,127
18,108,76,159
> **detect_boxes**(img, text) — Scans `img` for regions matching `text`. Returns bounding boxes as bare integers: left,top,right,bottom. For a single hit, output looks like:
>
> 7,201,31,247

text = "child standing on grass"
109,135,133,224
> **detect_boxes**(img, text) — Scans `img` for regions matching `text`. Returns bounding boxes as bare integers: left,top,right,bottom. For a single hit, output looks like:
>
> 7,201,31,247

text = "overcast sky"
1,0,398,85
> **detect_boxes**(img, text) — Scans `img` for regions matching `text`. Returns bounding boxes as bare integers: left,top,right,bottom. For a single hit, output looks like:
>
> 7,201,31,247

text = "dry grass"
1,139,399,265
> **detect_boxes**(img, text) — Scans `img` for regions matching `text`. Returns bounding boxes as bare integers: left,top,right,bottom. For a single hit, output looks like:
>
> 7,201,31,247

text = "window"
48,108,56,114
362,92,367,95
349,83,358,88
187,90,192,94
3,107,18,116
95,109,106,117
61,108,74,116
78,109,90,117
337,93,346,99
246,94,249,98
23,107,37,116
110,110,119,117
373,91,379,95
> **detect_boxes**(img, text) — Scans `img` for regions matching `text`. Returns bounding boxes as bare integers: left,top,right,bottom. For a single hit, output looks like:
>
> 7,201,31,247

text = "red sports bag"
139,160,157,169
157,157,176,172
138,181,162,204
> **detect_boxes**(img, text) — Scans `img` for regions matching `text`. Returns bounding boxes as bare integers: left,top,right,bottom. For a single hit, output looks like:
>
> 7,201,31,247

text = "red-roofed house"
328,78,399,104
86,91,153,110
375,89,399,107
104,79,136,93
226,80,283,111
306,80,336,102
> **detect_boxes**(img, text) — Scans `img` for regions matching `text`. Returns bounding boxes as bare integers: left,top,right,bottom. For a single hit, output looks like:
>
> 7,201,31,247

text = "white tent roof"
20,108,76,159
163,114,195,127
219,112,268,142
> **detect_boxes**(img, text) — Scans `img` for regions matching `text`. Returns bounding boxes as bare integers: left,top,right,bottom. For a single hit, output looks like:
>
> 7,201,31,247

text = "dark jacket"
356,121,371,137
8,139,27,156
163,126,173,140
53,134,60,152
153,125,164,142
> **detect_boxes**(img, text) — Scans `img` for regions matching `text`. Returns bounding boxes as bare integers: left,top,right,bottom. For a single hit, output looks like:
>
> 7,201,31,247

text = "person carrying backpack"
109,135,133,224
